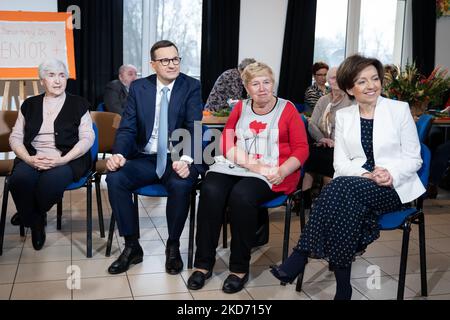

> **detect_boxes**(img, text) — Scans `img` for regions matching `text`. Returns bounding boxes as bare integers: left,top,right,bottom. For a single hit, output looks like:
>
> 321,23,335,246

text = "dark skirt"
303,145,334,178
297,176,403,268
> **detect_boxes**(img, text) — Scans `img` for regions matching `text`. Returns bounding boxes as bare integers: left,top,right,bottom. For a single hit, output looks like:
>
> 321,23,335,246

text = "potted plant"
384,63,450,117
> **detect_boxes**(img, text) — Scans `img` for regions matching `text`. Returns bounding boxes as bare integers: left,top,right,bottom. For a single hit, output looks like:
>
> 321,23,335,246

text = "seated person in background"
270,54,425,300
301,66,353,208
104,64,138,115
8,58,95,251
304,61,330,111
187,62,309,294
205,58,256,112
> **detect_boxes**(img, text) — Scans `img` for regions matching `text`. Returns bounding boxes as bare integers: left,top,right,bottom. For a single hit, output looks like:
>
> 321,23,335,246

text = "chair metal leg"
106,214,115,257
0,178,9,255
299,196,306,233
94,174,105,238
282,199,292,262
188,189,196,269
86,181,92,258
57,200,62,230
133,193,140,239
418,212,428,296
397,222,411,300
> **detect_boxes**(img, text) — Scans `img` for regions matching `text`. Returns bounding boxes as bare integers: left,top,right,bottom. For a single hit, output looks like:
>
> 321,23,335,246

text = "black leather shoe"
222,273,249,294
11,212,47,226
31,225,46,250
187,270,212,290
165,243,183,275
10,212,21,226
108,245,143,274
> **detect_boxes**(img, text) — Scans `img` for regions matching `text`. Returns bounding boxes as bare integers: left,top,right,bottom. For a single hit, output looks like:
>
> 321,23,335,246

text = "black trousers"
106,154,199,241
194,172,280,273
8,161,74,227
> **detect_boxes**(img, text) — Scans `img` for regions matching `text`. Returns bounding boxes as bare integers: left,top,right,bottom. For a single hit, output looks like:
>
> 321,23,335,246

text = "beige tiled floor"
1,178,450,300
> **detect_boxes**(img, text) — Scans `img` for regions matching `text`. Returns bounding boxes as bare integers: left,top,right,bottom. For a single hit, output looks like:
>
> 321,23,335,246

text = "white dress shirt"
143,79,175,154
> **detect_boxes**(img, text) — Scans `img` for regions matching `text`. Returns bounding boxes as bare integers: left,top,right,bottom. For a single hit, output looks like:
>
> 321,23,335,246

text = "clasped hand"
363,166,393,187
106,155,190,179
251,162,285,185
315,138,334,148
28,155,66,170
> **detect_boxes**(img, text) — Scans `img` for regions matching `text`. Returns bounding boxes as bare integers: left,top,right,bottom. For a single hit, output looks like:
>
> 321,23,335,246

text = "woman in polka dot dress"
270,54,426,300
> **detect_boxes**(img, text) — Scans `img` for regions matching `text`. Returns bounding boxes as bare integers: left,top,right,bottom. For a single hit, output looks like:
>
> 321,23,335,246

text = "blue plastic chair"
56,123,102,258
294,103,305,113
416,114,433,143
0,123,101,258
376,143,430,299
97,102,105,112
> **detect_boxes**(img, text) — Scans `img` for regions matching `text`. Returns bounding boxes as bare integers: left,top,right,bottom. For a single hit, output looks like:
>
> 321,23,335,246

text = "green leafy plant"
384,63,450,109
212,108,231,117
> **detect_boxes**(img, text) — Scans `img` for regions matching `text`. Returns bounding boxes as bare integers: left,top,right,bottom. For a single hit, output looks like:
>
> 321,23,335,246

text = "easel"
1,79,40,111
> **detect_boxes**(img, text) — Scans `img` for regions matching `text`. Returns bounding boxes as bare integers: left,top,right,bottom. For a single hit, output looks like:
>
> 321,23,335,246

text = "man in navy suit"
106,40,203,275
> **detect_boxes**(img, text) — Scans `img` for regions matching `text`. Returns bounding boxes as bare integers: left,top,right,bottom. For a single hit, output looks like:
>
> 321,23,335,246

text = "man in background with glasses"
105,40,204,276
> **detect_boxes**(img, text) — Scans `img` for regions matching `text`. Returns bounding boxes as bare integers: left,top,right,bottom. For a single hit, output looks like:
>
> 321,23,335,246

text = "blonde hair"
241,62,275,87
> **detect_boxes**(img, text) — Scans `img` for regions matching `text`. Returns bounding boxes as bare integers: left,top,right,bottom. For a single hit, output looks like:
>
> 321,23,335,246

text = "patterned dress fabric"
297,118,402,269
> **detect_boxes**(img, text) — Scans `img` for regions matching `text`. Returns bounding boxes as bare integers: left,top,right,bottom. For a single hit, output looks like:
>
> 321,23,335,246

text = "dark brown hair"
312,61,329,75
336,54,384,95
150,40,179,61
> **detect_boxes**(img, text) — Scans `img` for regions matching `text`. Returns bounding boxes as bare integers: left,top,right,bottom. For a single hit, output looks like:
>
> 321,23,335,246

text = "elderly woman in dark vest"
8,58,94,250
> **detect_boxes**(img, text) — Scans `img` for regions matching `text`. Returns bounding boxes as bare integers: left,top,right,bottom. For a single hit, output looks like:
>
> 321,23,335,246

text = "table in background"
432,118,450,141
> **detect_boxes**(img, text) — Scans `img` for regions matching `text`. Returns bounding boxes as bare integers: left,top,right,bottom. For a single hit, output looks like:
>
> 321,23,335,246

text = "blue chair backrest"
294,103,305,113
418,142,431,188
97,102,105,112
416,114,433,143
91,123,99,164
300,114,308,129
202,124,212,149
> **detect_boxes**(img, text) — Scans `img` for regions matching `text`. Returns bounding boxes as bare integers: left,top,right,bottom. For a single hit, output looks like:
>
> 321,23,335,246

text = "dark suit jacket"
104,79,128,115
113,73,204,171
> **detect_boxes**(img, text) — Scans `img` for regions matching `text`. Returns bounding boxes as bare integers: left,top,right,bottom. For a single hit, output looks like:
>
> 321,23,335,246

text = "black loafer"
222,273,249,294
187,270,212,290
165,243,183,275
108,245,144,274
10,212,21,226
31,225,46,250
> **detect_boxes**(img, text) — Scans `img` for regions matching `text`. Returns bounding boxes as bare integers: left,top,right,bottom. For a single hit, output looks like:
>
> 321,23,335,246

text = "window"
314,0,406,67
123,0,143,75
314,0,348,68
123,0,202,78
358,0,406,64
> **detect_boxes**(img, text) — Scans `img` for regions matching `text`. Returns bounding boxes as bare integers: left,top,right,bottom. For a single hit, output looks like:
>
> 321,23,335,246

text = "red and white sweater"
220,98,309,194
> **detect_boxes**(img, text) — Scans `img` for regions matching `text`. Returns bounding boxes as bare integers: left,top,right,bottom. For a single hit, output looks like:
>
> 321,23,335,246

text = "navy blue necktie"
156,87,169,178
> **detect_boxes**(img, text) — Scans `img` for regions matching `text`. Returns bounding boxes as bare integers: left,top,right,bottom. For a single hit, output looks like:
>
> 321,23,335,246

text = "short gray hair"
119,64,137,75
238,58,256,72
38,59,69,80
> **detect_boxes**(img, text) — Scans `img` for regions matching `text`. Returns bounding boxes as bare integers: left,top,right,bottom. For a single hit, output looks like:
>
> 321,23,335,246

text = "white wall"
435,17,450,70
0,0,57,11
239,0,288,88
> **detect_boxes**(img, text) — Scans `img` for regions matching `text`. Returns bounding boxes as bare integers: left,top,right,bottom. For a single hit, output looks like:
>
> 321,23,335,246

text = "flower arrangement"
384,63,450,116
436,0,449,18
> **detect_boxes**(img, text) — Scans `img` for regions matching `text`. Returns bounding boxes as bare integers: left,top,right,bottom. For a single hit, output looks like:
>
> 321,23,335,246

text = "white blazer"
333,96,425,203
